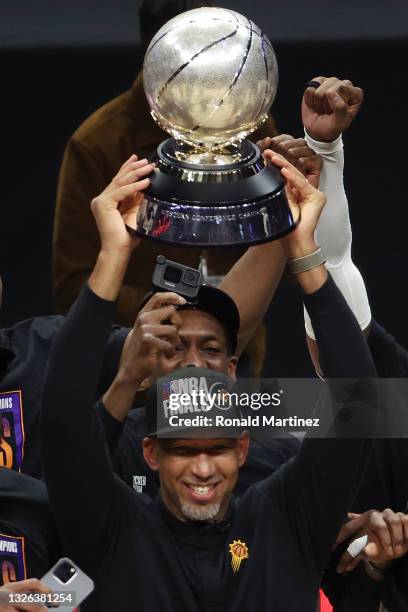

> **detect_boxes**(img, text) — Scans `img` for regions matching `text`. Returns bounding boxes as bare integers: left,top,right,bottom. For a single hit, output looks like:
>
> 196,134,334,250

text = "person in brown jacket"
53,0,278,375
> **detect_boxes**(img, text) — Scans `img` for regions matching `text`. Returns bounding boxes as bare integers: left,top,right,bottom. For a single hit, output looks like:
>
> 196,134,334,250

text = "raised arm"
260,154,377,571
300,77,372,374
301,77,408,380
41,156,154,570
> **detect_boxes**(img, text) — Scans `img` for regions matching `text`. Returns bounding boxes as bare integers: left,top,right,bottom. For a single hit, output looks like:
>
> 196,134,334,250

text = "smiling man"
41,153,379,611
144,435,247,521
141,366,249,523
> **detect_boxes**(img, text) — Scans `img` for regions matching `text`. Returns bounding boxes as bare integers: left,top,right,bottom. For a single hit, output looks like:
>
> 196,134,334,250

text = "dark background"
0,0,407,376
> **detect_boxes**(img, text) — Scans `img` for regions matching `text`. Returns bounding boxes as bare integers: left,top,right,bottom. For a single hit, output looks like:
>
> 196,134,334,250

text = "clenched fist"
302,76,364,142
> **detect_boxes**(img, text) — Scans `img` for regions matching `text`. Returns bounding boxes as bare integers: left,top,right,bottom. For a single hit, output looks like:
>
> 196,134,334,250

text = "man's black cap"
140,285,240,355
146,367,243,438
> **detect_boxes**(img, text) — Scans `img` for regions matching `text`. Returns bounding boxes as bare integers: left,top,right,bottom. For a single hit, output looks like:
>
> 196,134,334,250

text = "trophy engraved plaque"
129,7,298,247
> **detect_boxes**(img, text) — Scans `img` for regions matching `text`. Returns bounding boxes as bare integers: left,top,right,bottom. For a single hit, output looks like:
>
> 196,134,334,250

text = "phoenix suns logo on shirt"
0,391,25,471
229,539,249,573
0,534,27,585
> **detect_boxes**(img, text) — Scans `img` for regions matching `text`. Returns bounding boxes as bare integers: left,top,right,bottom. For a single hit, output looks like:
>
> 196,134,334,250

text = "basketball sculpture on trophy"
129,7,298,247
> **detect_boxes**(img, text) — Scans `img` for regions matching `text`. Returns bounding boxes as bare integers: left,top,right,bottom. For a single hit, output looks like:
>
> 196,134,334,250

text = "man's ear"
143,437,160,471
228,356,238,381
237,432,250,467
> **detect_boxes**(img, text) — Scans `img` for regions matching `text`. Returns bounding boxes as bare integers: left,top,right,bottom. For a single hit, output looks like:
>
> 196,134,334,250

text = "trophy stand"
129,138,298,247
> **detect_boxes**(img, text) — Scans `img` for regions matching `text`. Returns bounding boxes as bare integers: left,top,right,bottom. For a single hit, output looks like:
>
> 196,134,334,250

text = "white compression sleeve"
303,132,371,340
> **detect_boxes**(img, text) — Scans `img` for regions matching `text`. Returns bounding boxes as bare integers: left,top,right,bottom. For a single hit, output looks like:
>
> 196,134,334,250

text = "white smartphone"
41,557,94,611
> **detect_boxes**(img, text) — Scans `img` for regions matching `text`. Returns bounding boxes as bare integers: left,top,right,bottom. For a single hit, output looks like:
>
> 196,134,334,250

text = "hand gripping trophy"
129,7,298,247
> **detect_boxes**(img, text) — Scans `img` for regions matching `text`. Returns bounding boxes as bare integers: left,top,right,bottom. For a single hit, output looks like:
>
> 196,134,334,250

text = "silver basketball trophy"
130,7,298,247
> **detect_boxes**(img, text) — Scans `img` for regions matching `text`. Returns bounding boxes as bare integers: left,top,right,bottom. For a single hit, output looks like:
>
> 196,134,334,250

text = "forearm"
89,249,132,301
55,268,149,326
219,240,286,356
102,375,141,423
303,133,371,338
87,248,144,424
305,133,350,262
43,284,118,425
95,400,125,453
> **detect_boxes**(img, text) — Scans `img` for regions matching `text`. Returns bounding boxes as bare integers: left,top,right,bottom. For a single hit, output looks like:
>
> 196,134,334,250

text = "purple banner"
0,391,25,470
0,534,26,585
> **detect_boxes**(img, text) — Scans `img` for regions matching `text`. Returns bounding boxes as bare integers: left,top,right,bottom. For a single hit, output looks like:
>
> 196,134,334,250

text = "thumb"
363,541,381,559
283,181,300,219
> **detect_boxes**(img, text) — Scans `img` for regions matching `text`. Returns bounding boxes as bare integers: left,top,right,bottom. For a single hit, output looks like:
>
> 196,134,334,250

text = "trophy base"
128,139,298,248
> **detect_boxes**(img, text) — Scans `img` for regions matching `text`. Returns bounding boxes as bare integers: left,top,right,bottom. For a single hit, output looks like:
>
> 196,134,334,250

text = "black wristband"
364,559,388,582
305,80,321,90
